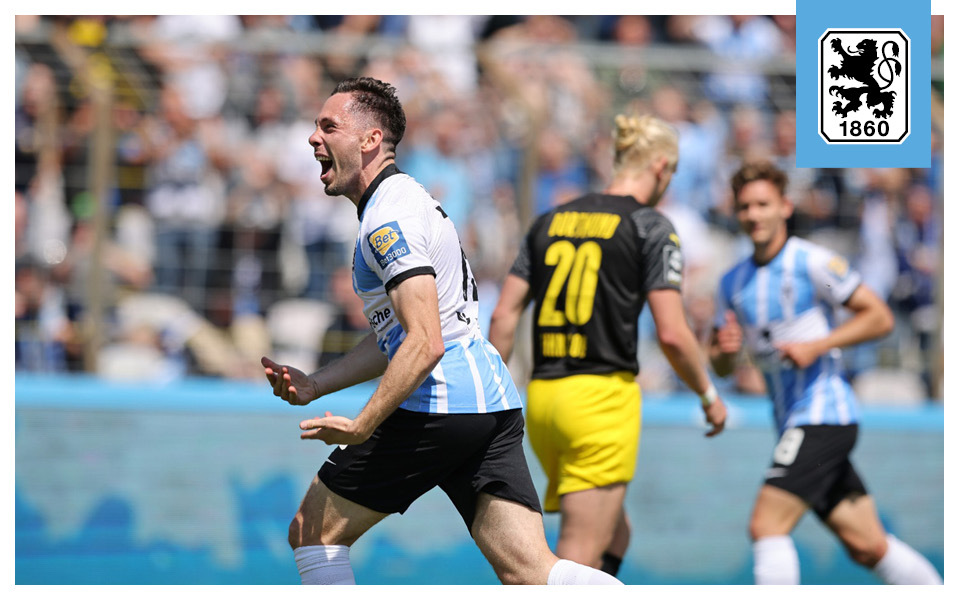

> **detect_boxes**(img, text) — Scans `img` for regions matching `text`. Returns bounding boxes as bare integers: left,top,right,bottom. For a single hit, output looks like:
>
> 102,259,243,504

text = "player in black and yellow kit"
489,114,728,577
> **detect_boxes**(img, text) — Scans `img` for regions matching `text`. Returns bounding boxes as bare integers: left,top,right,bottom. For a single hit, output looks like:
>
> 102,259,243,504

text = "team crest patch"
367,221,410,269
819,29,909,144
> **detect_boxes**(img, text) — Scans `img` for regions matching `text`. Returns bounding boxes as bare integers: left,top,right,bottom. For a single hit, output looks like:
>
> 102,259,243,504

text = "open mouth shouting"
316,153,333,182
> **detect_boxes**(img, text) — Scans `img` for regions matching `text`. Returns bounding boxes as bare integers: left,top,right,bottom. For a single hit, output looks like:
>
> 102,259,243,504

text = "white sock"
873,534,943,584
753,535,800,584
547,558,623,585
293,545,356,585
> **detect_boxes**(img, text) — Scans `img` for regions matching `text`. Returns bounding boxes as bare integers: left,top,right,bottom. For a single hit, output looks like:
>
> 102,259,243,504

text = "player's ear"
360,128,383,153
651,155,669,177
780,194,795,220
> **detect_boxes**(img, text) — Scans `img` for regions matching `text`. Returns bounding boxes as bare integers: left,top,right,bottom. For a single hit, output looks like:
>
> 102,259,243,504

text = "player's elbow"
655,324,686,354
875,303,895,337
425,337,446,365
489,305,518,335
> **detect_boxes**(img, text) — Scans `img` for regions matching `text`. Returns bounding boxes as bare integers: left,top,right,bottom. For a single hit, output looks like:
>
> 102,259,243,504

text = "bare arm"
262,331,387,406
649,289,713,393
488,274,533,363
299,274,446,444
310,332,388,395
777,284,894,369
647,288,727,436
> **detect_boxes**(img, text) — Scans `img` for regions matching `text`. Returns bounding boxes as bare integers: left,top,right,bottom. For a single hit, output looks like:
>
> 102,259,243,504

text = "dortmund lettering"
547,212,621,239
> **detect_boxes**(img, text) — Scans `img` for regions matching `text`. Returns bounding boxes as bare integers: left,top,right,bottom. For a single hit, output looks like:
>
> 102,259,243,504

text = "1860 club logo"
819,29,909,143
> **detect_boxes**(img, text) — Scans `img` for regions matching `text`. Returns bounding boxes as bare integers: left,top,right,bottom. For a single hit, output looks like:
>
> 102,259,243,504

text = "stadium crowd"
14,15,945,401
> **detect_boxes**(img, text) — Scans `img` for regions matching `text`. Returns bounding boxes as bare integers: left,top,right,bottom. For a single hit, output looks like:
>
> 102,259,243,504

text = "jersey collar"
357,163,402,220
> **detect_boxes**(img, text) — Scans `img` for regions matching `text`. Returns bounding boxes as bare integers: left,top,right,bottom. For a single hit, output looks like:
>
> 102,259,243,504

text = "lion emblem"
827,37,902,119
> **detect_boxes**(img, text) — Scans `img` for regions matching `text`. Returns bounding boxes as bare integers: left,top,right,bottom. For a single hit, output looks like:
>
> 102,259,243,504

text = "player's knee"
748,517,785,542
844,537,887,568
288,513,304,550
748,518,766,541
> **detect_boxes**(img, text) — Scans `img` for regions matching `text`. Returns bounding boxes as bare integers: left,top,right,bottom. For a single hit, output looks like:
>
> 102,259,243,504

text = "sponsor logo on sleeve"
663,246,683,286
827,255,850,278
367,221,410,269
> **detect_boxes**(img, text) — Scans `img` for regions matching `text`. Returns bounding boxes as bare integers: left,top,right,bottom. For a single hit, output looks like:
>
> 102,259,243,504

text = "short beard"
323,178,346,197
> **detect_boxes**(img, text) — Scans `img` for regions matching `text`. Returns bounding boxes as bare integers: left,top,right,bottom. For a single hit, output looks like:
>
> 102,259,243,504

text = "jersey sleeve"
806,245,862,307
362,203,436,292
508,213,551,282
507,240,532,282
632,209,683,293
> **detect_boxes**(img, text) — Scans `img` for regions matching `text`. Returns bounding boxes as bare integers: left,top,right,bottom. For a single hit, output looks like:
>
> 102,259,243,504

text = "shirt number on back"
537,241,602,327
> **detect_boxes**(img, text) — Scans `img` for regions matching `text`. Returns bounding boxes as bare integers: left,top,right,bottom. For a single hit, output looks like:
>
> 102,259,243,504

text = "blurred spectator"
15,260,74,372
533,129,590,215
407,16,483,95
611,15,655,46
771,15,796,55
650,86,726,218
891,184,941,396
210,145,287,324
142,15,242,120
143,85,226,310
318,267,371,367
402,106,474,228
691,15,782,107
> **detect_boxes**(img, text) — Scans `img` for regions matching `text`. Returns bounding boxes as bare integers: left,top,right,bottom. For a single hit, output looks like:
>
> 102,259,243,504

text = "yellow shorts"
526,371,642,512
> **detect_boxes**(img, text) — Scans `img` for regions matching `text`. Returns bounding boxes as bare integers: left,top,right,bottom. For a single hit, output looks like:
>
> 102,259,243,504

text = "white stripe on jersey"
459,338,487,413
756,266,770,325
809,369,827,425
479,339,510,411
782,242,797,321
730,260,751,323
833,359,850,424
432,362,448,414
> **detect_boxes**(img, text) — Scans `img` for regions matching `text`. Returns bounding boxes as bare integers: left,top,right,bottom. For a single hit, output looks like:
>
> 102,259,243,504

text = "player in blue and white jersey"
709,161,941,585
259,77,620,585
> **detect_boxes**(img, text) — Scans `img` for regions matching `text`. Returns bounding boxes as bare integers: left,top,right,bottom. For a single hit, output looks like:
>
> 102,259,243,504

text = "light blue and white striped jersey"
715,237,862,434
352,165,523,414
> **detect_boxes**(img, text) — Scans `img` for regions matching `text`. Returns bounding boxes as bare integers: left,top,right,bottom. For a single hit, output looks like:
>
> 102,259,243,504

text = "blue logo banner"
796,0,931,167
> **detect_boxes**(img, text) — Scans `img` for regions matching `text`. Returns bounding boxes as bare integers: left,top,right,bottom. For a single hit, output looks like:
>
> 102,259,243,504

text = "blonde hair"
612,114,679,174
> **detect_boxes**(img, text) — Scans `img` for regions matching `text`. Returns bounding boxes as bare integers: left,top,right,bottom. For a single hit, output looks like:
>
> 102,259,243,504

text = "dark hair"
332,77,406,150
730,160,789,197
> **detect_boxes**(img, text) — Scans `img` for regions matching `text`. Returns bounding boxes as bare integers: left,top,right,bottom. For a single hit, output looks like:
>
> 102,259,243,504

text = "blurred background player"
489,114,727,575
261,77,620,585
709,161,942,585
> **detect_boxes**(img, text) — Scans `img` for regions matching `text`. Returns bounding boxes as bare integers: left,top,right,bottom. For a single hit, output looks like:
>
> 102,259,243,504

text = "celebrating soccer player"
260,77,620,585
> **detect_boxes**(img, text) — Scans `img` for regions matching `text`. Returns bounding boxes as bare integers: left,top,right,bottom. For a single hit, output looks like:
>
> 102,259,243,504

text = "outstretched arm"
647,289,727,437
488,274,533,363
262,331,387,406
298,274,446,444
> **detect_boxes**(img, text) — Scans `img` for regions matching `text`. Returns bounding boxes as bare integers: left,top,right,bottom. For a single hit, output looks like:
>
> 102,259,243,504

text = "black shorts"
318,407,542,531
764,424,869,520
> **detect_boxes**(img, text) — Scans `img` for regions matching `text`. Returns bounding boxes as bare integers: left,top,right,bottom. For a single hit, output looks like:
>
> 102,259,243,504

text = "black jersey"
509,193,683,379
